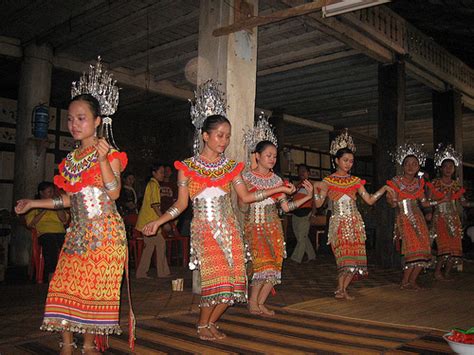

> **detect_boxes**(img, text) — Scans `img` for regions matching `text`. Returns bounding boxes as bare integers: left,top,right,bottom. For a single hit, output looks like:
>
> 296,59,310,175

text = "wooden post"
375,59,406,268
432,90,463,179
193,0,258,294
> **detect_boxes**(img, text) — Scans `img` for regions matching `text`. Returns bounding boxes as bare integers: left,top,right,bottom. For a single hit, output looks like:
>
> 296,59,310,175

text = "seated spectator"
26,182,68,281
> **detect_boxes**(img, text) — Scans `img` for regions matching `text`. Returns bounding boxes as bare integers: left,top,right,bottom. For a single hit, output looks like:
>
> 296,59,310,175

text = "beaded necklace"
242,169,282,190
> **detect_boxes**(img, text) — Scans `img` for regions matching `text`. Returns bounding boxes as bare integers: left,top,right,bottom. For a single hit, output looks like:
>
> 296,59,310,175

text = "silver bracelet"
255,190,266,202
287,200,297,211
314,193,322,200
279,197,289,205
372,191,382,200
113,170,120,178
177,180,189,187
233,178,244,187
360,191,368,197
420,197,427,203
166,206,180,219
52,196,64,209
104,178,119,191
429,200,438,207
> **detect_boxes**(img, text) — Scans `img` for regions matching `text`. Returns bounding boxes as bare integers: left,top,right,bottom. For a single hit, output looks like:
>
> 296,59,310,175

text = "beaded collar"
242,169,283,190
324,174,364,192
175,155,243,187
62,147,99,186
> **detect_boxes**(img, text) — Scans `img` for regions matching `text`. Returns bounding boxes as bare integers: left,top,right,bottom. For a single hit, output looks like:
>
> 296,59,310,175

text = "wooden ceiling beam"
213,0,326,37
109,33,198,69
52,55,193,101
258,41,346,68
257,49,359,76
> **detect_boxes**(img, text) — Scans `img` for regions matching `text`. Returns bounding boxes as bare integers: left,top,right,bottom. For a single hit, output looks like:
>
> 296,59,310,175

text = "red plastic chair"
29,229,45,284
162,222,189,267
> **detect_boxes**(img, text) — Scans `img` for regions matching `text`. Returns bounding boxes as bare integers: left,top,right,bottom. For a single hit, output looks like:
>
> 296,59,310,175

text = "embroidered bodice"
427,178,465,201
323,174,365,202
387,176,424,201
54,147,128,220
175,155,243,200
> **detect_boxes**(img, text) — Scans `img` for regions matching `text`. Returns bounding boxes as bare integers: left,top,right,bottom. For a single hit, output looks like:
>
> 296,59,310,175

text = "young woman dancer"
242,139,313,316
386,144,435,290
314,130,391,300
427,145,472,280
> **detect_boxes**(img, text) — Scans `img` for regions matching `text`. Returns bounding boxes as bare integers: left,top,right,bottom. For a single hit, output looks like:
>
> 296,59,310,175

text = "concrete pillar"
11,43,53,265
375,60,405,268
432,90,463,178
194,0,258,293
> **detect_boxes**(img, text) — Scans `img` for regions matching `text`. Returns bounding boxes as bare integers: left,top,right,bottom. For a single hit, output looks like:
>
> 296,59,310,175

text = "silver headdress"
391,142,427,166
189,79,227,156
71,56,120,149
434,144,462,167
329,128,356,155
243,112,278,165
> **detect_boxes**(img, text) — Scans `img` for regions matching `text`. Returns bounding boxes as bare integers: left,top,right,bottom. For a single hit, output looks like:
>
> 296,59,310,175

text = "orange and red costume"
175,155,247,306
387,176,431,269
324,174,367,276
427,179,464,264
242,170,285,286
42,147,131,349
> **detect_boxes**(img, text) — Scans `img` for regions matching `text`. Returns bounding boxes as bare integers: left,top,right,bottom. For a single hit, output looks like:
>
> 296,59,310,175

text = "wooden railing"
345,5,474,96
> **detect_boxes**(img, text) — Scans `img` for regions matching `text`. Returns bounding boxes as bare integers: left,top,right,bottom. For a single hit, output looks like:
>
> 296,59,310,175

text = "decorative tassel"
100,116,120,150
94,335,109,352
271,287,276,296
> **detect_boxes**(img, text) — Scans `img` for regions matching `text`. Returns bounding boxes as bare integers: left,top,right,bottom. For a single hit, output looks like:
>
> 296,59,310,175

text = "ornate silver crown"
71,56,119,118
189,79,227,156
243,112,278,165
434,144,462,167
391,142,427,166
71,57,120,149
329,128,356,155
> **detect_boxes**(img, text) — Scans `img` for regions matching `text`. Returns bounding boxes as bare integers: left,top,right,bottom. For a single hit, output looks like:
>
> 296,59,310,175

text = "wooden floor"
287,283,474,331
3,306,453,354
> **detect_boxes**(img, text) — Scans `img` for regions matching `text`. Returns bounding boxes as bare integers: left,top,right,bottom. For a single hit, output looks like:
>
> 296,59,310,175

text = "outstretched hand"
15,199,34,215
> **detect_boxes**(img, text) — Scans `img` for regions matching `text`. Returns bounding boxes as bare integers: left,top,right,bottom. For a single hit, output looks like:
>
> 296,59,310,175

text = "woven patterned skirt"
41,213,127,335
395,207,431,269
245,206,285,286
329,213,368,277
191,209,247,307
432,208,462,262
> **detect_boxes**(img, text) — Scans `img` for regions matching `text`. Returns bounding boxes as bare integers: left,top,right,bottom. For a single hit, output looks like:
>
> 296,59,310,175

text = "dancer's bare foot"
248,300,262,314
258,304,275,317
334,289,344,299
400,282,411,290
209,322,226,340
343,291,355,300
196,324,215,341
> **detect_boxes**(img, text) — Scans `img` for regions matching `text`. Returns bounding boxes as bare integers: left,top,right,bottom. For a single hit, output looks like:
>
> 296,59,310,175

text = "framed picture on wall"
306,151,320,167
321,154,331,169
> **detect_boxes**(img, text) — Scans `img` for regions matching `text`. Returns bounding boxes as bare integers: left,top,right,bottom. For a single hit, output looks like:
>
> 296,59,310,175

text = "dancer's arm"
279,180,313,213
142,170,189,236
313,181,328,208
233,174,296,204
